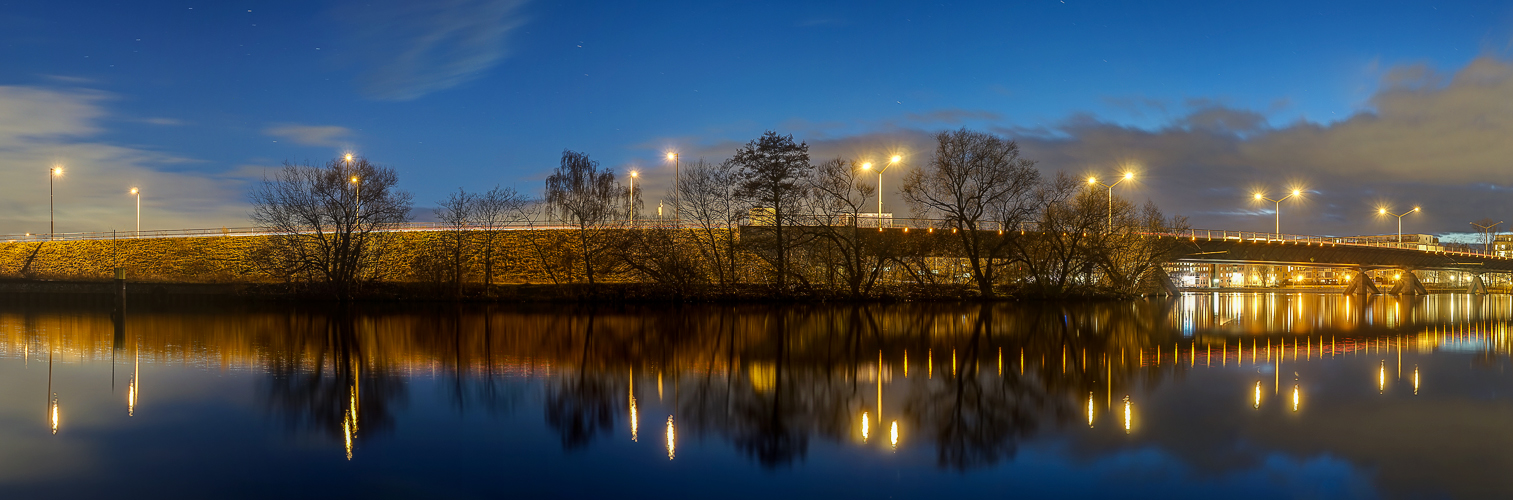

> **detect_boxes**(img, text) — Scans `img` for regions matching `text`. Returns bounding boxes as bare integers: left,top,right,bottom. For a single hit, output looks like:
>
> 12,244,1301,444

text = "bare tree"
1096,200,1188,294
544,150,628,289
435,188,477,296
250,156,412,299
678,159,746,289
732,131,812,292
901,129,1040,298
807,157,889,296
471,186,527,289
1011,175,1101,295
519,200,572,284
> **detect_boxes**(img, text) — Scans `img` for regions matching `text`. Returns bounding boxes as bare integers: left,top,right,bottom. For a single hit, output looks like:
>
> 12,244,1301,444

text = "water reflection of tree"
544,311,620,450
905,305,1048,470
261,307,407,450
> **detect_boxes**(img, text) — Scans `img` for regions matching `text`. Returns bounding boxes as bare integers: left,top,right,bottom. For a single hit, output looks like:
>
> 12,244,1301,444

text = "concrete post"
1343,268,1381,295
1467,273,1488,294
1389,270,1429,295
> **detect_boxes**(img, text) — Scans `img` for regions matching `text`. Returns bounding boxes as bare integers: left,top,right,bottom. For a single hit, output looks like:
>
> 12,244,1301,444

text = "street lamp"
1087,171,1135,233
344,154,359,220
1378,206,1420,248
129,187,140,237
859,155,903,222
1254,189,1302,235
350,176,361,218
50,165,63,240
629,171,639,224
666,152,680,227
1470,220,1502,254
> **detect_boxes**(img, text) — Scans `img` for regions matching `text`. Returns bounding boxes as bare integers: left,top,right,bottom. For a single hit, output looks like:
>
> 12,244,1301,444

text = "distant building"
1494,234,1513,257
1333,234,1441,252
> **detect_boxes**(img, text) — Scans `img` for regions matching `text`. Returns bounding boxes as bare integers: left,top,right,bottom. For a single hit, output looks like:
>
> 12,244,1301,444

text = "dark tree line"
249,128,1185,299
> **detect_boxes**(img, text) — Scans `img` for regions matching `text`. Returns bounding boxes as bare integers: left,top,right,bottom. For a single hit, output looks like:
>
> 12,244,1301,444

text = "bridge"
1158,229,1513,295
7,219,1507,296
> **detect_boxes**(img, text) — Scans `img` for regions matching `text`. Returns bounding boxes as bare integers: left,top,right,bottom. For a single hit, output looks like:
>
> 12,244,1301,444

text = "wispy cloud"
343,0,529,101
700,56,1513,237
137,117,185,126
0,86,247,234
263,124,355,147
902,109,1003,125
1008,56,1513,235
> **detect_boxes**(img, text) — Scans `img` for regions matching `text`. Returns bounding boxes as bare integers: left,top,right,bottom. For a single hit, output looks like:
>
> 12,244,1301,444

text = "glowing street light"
129,187,141,237
1253,188,1302,235
860,154,903,221
1377,206,1420,248
50,165,63,240
1087,171,1135,233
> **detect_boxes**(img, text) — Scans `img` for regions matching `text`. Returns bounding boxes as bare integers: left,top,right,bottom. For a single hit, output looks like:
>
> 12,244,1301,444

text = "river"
1,293,1510,499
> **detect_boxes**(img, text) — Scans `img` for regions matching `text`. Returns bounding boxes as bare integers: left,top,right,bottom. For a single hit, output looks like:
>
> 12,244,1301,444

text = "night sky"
3,0,1511,238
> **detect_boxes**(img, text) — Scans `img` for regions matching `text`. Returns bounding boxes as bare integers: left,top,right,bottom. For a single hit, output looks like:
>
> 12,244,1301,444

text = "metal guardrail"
1153,228,1507,260
4,219,1504,261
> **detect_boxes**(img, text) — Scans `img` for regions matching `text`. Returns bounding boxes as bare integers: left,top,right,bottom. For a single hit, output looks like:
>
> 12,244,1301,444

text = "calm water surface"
4,294,1513,499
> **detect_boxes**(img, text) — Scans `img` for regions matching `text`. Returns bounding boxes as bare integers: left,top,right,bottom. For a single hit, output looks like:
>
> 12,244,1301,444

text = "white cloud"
0,86,247,235
342,0,529,101
263,124,354,147
138,117,185,126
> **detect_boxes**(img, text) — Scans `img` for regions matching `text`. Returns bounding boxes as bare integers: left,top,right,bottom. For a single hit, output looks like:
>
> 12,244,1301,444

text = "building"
1495,234,1513,257
1333,234,1441,252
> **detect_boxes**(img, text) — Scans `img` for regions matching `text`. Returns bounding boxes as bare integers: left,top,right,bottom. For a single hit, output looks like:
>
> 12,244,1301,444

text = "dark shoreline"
0,278,1167,303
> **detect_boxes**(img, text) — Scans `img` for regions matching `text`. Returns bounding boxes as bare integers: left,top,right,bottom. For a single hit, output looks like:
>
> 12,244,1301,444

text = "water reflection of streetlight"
1123,396,1132,434
128,349,139,416
1414,366,1420,395
50,394,59,435
890,421,898,450
1379,361,1386,394
629,369,638,442
666,416,676,460
861,412,870,442
1254,381,1261,409
1292,384,1301,412
343,416,354,460
1087,393,1095,427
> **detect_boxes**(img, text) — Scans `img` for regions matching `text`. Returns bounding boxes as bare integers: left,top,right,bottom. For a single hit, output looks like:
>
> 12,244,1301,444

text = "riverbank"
0,278,1161,304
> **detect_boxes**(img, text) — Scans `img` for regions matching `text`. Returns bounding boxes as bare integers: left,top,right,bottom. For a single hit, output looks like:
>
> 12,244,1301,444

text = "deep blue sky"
3,0,1512,236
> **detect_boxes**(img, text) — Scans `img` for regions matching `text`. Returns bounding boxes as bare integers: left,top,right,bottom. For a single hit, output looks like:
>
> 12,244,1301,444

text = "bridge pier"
1467,273,1488,294
1151,266,1181,296
1343,268,1381,295
1389,269,1429,295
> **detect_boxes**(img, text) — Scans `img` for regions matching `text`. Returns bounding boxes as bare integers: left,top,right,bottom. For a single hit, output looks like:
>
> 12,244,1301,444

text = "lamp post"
1378,207,1419,248
666,152,680,228
1471,220,1502,254
1087,172,1135,233
344,154,360,221
350,176,361,218
1253,189,1302,235
129,187,140,237
629,171,638,224
50,165,63,240
859,155,902,225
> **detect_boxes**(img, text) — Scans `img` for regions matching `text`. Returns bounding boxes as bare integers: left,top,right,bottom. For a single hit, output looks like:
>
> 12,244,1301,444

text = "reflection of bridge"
1159,229,1513,295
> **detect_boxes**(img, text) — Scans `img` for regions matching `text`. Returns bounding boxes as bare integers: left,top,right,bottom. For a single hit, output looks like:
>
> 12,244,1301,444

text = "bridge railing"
1158,228,1507,260
5,220,1506,261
